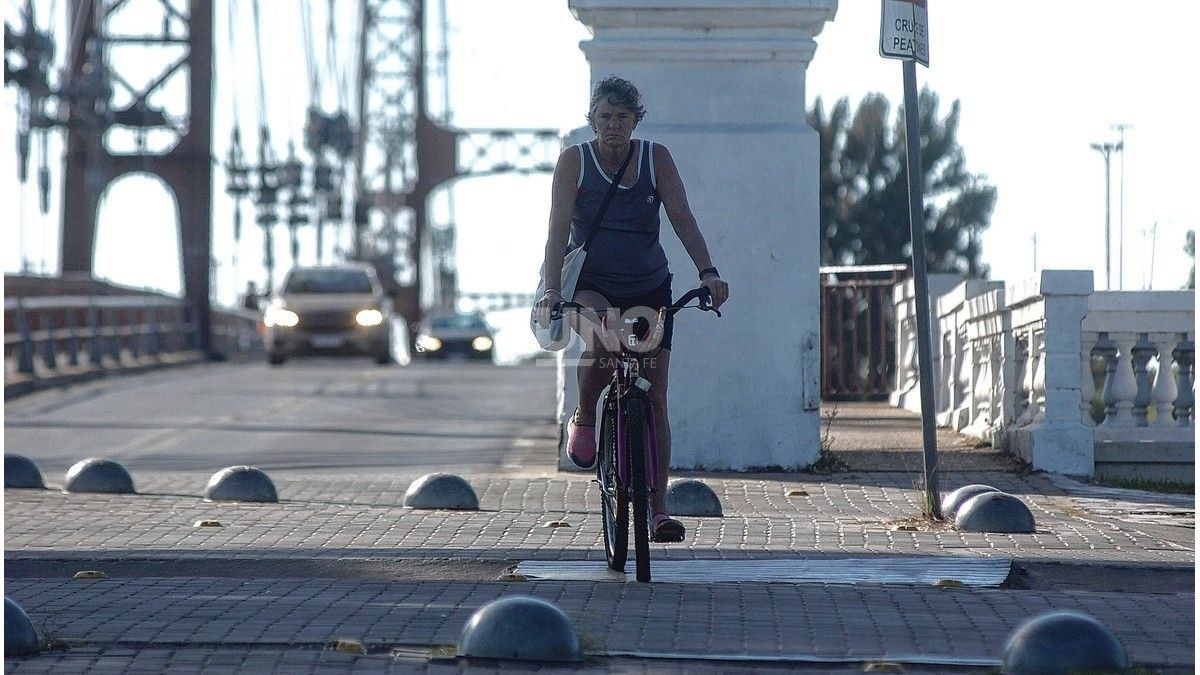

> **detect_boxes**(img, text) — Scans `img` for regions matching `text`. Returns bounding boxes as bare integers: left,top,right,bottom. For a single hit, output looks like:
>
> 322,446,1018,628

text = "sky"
4,0,1198,315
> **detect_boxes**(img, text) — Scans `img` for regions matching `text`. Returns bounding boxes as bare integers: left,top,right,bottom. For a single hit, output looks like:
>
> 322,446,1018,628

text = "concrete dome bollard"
4,455,46,489
665,479,723,517
1002,611,1128,674
5,597,40,656
63,458,135,494
941,484,1001,519
458,596,582,662
403,473,479,510
955,491,1035,533
204,466,279,503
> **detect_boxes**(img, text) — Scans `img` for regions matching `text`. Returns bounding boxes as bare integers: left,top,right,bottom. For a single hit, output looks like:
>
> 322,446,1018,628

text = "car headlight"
356,309,384,327
417,335,442,351
472,336,493,352
264,307,299,328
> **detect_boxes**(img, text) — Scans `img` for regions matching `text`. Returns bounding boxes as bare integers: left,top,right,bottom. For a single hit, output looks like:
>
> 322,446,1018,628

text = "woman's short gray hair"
587,76,646,128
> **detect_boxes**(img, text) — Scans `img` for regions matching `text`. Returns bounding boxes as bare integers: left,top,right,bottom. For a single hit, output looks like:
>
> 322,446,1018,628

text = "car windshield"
284,269,374,294
430,314,488,331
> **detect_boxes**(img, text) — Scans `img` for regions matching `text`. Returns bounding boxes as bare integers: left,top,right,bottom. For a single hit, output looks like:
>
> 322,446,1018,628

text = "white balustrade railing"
1082,292,1194,429
891,269,1196,478
933,279,1002,431
962,288,1007,440
889,273,962,414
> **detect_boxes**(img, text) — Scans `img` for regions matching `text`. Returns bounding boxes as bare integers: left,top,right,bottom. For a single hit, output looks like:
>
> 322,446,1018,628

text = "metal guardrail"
4,294,262,394
820,265,909,400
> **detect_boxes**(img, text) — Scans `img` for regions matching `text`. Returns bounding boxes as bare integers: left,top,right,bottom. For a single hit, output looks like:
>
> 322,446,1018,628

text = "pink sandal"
567,410,597,469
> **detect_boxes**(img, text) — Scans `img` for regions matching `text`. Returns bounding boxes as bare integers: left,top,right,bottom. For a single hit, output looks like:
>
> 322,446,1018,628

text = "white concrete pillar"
1008,270,1096,475
559,0,837,471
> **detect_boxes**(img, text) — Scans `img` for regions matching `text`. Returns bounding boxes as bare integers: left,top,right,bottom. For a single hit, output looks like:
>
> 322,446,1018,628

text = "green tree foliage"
1185,230,1195,289
809,90,997,276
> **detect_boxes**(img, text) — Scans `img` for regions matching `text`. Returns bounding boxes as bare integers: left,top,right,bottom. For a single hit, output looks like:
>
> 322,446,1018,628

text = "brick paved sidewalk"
4,577,1193,671
6,471,1192,564
5,402,1194,672
6,467,1194,672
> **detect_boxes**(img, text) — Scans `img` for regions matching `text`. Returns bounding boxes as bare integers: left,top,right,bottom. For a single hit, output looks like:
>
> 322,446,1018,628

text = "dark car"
415,310,494,361
262,264,394,366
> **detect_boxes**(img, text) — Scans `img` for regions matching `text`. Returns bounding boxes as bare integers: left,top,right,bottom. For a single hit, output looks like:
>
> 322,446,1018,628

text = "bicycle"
552,286,721,582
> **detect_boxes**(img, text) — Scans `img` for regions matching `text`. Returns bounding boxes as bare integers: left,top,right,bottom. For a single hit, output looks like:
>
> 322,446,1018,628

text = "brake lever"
697,293,722,318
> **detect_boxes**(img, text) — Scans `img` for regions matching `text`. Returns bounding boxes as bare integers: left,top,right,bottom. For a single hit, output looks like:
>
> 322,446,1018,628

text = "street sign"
880,0,929,67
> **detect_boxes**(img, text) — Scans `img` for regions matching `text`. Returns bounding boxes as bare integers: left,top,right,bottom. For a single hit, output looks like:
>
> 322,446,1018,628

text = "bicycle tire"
625,396,651,582
598,396,627,572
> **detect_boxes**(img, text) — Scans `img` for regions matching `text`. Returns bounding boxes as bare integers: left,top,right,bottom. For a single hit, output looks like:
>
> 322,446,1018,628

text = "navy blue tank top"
569,139,670,296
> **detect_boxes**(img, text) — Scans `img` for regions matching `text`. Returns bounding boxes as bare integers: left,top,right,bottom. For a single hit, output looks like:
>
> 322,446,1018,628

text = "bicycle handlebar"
549,286,721,321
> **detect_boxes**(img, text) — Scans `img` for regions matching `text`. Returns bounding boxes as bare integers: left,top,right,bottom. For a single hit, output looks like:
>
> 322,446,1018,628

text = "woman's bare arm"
542,147,581,290
654,143,729,308
534,147,581,327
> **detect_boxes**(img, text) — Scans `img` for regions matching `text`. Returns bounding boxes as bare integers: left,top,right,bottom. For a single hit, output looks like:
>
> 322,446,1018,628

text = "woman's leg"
572,289,617,425
640,348,671,515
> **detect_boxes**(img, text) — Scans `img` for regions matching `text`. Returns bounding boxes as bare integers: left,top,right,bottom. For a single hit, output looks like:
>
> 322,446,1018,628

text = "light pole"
1091,141,1122,290
1111,123,1132,289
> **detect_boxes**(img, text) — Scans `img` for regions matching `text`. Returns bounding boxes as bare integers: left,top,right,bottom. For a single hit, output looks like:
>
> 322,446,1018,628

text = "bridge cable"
250,0,280,290
249,0,269,134
300,0,320,106
224,0,247,289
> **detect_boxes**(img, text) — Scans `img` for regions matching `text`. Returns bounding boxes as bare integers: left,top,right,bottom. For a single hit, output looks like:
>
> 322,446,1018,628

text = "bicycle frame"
550,286,718,580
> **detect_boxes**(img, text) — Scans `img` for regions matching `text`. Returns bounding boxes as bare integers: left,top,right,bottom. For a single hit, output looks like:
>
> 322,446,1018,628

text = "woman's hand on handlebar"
534,289,563,328
700,273,729,310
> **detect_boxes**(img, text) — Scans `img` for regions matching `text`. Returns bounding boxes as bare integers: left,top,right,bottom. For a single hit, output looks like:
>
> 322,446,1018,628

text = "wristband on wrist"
698,267,719,280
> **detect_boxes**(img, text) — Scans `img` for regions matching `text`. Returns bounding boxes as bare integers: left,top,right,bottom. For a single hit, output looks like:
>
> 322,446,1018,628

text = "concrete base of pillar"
1011,422,1095,476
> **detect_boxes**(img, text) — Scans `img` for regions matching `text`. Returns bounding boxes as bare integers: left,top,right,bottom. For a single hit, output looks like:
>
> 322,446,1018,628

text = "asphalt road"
4,359,559,477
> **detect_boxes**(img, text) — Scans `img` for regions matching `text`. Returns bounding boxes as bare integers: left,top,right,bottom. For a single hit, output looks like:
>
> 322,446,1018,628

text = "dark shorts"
574,274,674,352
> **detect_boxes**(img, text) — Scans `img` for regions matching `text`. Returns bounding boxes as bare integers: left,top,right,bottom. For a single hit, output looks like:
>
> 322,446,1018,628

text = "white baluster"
988,335,1004,434
953,326,969,428
1130,334,1156,427
938,328,952,415
1151,333,1179,428
1030,327,1046,423
1097,333,1118,426
905,318,918,392
1014,328,1031,426
964,336,993,429
1172,337,1195,427
1108,332,1139,427
1080,331,1098,427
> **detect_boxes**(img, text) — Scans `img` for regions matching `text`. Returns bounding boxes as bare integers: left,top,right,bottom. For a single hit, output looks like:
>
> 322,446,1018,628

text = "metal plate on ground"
515,556,1012,587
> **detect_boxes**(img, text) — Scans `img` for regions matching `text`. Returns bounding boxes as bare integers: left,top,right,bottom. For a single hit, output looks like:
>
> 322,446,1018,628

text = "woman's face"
591,99,637,150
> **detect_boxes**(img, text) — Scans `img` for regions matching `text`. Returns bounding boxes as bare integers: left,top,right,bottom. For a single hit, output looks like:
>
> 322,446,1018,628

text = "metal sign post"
880,0,941,519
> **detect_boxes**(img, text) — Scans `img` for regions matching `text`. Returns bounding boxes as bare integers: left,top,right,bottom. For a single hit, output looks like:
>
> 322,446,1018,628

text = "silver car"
262,264,393,366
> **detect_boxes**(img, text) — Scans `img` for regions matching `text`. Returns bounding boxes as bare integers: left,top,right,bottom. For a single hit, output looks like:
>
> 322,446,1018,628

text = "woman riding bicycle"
534,76,730,543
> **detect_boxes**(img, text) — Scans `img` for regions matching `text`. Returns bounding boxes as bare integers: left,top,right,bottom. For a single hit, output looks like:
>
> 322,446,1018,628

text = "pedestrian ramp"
516,556,1012,587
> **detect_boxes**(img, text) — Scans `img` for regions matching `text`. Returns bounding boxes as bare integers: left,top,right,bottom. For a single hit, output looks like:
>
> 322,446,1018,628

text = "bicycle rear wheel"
598,397,627,572
625,396,651,582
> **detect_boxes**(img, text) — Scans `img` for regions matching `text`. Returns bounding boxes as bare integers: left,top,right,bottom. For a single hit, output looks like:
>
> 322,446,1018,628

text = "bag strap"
581,141,637,252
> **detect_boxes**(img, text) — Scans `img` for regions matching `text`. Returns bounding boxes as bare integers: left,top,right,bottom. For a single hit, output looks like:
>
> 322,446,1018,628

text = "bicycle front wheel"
598,397,627,572
625,396,651,583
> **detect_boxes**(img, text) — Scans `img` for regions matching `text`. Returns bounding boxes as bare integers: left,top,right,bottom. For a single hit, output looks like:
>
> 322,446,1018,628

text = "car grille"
297,309,357,330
